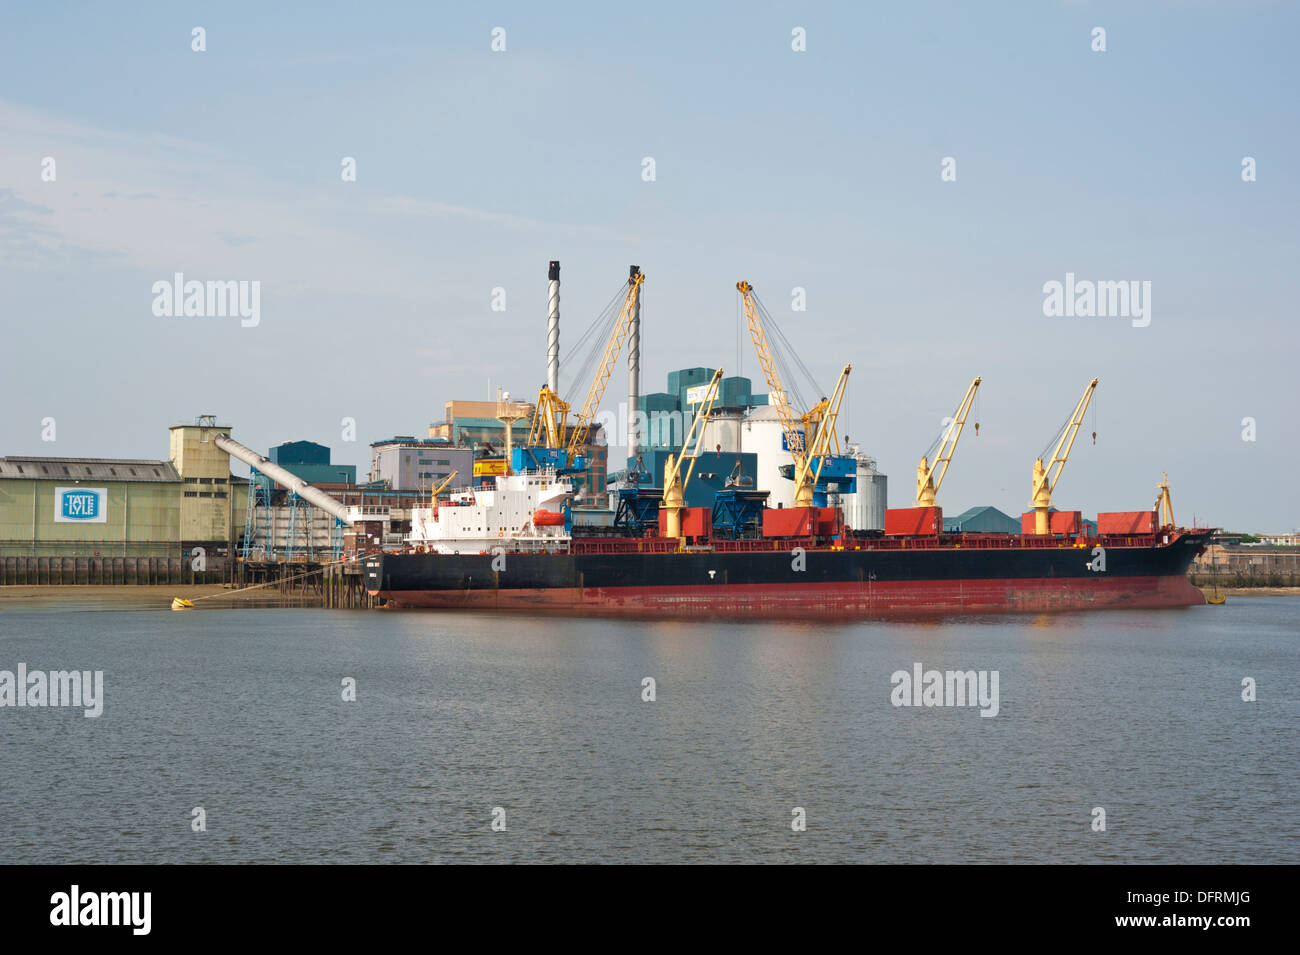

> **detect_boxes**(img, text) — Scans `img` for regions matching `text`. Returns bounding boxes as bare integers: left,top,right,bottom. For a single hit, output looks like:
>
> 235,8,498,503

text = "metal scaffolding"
242,469,274,561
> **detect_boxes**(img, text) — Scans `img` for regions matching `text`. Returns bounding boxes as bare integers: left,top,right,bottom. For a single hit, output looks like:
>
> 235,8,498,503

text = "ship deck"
568,530,1195,556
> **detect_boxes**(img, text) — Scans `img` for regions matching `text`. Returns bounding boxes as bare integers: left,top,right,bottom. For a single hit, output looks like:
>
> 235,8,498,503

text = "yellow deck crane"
427,469,459,506
799,363,851,500
736,281,850,508
1156,472,1175,528
566,268,643,465
915,377,981,507
661,368,724,539
525,269,645,468
526,386,570,452
1030,377,1098,534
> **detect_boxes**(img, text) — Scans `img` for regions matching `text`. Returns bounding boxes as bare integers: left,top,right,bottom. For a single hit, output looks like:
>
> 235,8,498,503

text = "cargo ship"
363,469,1211,618
362,264,1210,619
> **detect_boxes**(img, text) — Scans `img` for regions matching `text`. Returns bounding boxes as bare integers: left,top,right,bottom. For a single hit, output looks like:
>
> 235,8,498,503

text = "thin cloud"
374,195,620,241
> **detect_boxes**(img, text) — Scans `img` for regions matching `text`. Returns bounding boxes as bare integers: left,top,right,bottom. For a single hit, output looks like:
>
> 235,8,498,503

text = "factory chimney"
547,261,560,394
628,264,642,456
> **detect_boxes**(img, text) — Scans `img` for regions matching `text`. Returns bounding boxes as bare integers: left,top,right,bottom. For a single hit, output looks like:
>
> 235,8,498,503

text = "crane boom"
427,469,458,506
527,385,569,450
738,280,852,507
798,363,851,495
565,269,644,464
915,376,981,507
661,368,724,539
738,280,846,508
1030,377,1098,534
737,281,807,462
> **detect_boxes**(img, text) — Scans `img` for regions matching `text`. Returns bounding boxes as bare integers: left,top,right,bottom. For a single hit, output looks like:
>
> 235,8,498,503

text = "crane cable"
1038,389,1097,462
560,280,630,407
735,293,742,382
177,555,353,604
922,390,968,462
844,374,851,449
1038,407,1075,464
746,288,823,417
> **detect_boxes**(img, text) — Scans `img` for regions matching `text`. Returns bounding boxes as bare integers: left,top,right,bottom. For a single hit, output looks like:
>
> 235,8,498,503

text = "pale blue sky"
1,1,1296,529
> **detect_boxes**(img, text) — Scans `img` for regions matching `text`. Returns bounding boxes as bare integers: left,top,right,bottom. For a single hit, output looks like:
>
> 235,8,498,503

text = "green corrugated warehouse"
0,419,248,559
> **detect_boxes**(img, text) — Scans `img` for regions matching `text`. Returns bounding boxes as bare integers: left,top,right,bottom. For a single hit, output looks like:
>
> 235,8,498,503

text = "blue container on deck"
777,455,857,495
511,446,583,473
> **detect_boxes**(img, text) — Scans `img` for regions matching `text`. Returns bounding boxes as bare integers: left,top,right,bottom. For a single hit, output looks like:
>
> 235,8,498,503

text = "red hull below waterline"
379,574,1207,618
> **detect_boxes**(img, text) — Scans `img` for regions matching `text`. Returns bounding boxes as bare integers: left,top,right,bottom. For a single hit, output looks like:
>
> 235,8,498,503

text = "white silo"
700,412,744,455
842,444,888,530
741,406,797,510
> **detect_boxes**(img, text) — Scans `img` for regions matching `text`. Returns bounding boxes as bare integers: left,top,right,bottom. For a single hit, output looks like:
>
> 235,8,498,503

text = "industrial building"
0,416,249,578
258,441,355,490
428,397,535,449
368,437,471,493
0,417,415,573
0,456,184,558
238,438,361,563
1258,531,1300,546
425,392,607,503
170,419,248,544
606,365,889,531
641,368,768,451
239,503,342,562
1192,543,1300,586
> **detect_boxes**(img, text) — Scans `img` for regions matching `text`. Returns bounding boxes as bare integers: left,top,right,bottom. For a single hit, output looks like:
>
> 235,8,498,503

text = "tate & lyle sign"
686,381,719,405
54,487,108,523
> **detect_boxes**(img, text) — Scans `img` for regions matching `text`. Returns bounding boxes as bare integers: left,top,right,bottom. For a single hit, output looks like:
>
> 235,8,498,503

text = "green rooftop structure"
942,506,1021,534
255,440,355,491
643,368,767,452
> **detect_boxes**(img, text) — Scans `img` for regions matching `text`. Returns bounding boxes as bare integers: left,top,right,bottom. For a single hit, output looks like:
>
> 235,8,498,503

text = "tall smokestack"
628,265,642,457
547,260,560,394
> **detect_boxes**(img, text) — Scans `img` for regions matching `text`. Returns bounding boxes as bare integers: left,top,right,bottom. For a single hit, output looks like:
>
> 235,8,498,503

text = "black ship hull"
364,530,1211,618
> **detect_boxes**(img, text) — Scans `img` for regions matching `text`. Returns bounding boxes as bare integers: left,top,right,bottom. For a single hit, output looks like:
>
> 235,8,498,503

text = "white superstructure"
406,470,574,554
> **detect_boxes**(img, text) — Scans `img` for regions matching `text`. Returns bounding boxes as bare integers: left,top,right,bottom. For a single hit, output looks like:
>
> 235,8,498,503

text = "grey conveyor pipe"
214,433,353,525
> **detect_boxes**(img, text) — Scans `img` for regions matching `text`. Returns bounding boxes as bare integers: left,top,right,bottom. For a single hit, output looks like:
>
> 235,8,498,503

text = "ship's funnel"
547,260,560,394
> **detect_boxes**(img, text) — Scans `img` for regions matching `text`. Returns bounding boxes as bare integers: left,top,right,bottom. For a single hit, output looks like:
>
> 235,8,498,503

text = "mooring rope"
179,556,355,603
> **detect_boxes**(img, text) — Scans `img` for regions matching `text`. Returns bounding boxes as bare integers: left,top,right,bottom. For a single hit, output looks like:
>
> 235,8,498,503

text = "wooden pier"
235,559,375,608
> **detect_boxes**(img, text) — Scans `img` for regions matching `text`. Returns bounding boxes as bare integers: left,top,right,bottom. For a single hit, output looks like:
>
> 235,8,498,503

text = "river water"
1,594,1296,863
